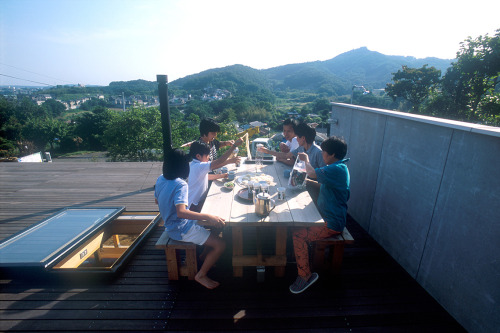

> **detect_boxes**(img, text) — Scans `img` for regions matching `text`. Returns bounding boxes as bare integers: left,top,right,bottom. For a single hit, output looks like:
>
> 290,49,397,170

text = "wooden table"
201,158,324,277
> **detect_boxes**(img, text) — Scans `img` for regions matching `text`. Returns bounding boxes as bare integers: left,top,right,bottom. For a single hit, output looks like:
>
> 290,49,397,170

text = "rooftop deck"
0,162,465,332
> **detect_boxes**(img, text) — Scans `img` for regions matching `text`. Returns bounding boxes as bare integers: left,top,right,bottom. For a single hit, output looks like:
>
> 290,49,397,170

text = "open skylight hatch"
0,207,161,280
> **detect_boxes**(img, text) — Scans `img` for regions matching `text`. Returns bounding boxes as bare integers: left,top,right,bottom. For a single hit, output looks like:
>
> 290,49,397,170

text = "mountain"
263,47,453,94
171,64,272,94
170,47,454,97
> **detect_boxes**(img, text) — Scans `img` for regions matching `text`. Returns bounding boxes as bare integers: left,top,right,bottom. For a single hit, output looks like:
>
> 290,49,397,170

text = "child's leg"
195,232,226,289
293,225,340,279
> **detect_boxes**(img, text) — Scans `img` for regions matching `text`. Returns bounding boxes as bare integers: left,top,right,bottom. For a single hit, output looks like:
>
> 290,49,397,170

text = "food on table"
239,173,274,185
224,181,235,189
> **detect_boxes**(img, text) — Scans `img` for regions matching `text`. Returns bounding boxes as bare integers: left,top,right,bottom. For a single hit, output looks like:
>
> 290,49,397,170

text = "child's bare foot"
195,273,220,289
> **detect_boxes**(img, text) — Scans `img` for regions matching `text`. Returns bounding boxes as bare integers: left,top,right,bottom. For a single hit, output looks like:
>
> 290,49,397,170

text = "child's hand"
220,173,229,179
257,146,266,153
234,138,244,147
229,156,241,165
207,214,225,227
298,152,309,163
279,142,290,153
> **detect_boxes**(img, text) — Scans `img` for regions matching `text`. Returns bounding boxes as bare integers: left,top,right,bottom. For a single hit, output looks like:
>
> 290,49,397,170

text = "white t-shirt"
286,137,299,151
188,159,212,208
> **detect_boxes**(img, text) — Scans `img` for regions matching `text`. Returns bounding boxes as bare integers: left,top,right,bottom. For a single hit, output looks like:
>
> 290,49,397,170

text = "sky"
1,0,499,87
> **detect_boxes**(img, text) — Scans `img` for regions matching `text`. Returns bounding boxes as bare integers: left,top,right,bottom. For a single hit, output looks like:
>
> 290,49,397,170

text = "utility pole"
157,75,172,158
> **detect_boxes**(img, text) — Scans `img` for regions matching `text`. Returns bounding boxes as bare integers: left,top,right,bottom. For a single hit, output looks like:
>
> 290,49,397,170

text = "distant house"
287,111,299,118
32,94,52,105
249,121,266,128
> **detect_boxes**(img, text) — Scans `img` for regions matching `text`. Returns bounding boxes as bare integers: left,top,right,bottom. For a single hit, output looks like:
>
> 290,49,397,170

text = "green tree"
103,106,163,161
74,107,113,151
15,97,46,122
386,65,441,112
41,99,66,118
441,29,500,124
21,117,67,151
171,119,199,148
218,108,237,123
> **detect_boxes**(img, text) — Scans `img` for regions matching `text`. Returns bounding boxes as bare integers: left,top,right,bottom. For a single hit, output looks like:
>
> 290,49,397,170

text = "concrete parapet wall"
329,103,500,333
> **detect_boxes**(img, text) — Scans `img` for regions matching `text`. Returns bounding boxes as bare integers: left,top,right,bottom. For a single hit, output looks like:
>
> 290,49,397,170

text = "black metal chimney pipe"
157,75,172,159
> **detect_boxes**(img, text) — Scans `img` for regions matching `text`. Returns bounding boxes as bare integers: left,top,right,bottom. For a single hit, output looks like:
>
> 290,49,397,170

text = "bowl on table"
223,181,235,191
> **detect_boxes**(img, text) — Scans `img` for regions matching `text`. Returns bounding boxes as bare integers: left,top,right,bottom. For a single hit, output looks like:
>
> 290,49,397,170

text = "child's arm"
220,140,235,147
176,204,226,228
298,152,317,178
211,138,243,170
257,146,294,161
208,173,228,181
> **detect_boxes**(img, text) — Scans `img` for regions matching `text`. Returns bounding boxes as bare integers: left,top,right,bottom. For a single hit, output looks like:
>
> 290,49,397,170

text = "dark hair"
283,118,298,130
199,118,220,136
162,149,190,180
320,136,347,160
295,122,316,144
189,141,210,159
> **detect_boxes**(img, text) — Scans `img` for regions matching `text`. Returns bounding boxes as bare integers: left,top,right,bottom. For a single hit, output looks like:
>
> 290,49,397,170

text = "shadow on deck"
1,215,465,332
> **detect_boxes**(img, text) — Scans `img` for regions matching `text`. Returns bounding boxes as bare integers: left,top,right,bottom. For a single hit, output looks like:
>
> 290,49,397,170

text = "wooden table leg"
232,226,243,277
275,226,287,277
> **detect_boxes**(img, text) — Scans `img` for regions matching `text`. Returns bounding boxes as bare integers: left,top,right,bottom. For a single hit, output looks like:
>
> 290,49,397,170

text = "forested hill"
168,47,453,97
172,64,273,97
263,47,453,94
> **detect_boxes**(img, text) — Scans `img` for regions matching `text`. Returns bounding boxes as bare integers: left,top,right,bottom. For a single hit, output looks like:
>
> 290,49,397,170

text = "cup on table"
253,181,261,195
247,181,256,200
221,166,228,175
260,182,269,194
228,170,236,180
277,187,286,200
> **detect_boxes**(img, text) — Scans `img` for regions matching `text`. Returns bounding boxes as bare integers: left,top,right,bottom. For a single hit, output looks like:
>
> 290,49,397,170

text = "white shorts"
180,223,210,245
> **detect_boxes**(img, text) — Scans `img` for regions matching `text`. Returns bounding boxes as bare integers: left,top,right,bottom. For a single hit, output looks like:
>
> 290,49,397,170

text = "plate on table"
236,174,274,187
237,188,253,202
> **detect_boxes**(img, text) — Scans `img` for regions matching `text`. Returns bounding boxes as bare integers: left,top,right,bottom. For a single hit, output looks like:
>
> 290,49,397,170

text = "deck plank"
0,162,465,332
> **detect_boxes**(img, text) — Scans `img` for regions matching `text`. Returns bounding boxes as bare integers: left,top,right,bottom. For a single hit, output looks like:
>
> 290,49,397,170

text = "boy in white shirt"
277,118,299,165
188,139,243,211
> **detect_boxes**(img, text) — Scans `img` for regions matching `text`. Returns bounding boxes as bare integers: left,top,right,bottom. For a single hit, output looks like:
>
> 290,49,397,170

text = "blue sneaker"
289,273,319,294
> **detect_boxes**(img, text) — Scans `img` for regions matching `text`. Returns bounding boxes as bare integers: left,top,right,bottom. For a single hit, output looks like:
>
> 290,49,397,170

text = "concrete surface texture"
329,103,500,333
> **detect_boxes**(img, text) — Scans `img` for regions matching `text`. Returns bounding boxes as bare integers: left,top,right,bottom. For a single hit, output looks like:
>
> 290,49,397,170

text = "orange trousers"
292,225,340,278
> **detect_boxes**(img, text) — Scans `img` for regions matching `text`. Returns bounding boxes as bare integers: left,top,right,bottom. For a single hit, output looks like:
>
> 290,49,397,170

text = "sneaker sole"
289,273,319,294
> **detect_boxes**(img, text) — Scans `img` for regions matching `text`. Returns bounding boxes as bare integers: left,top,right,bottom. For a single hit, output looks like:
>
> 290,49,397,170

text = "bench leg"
232,226,243,277
331,243,345,273
275,226,287,277
185,248,198,280
165,248,179,280
313,242,327,268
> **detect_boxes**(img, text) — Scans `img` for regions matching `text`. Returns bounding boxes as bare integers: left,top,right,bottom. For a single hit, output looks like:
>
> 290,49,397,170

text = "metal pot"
254,193,275,217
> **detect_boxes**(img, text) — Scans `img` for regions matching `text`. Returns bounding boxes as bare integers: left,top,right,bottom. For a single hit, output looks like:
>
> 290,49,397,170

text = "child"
188,138,242,211
258,122,325,169
198,118,235,161
277,118,299,164
289,136,350,294
155,149,226,289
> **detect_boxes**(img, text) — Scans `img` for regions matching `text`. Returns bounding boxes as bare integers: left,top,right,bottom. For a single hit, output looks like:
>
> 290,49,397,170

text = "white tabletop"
201,158,324,226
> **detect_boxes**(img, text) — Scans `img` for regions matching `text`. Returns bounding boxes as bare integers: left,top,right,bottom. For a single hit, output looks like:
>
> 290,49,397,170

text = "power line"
0,73,54,86
0,62,73,84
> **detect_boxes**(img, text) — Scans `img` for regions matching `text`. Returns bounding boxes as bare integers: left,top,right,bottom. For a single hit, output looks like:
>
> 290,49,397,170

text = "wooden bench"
313,227,354,273
155,230,198,280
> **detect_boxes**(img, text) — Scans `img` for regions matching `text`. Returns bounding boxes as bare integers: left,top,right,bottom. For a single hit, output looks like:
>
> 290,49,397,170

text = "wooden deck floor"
0,162,465,332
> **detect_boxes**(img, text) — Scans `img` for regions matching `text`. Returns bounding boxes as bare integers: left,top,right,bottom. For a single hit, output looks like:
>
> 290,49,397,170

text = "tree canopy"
386,65,441,112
